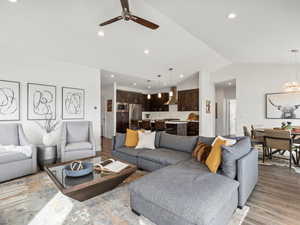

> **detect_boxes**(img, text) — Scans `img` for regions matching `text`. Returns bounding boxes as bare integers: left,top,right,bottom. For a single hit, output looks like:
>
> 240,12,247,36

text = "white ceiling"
0,0,228,82
101,69,195,91
144,0,300,64
1,0,299,83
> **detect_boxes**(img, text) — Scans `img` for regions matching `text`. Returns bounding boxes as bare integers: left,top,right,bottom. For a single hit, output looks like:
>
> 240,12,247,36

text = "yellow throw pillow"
125,129,139,147
205,137,226,173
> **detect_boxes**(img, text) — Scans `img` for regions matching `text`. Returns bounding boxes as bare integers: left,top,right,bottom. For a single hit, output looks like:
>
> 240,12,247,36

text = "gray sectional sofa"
0,124,37,183
112,132,258,225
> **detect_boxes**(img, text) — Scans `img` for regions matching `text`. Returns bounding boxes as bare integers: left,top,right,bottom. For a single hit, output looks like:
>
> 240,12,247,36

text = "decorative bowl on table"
64,162,93,177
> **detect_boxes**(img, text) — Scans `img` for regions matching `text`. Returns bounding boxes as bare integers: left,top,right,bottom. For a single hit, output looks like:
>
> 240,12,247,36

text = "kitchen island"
138,120,199,136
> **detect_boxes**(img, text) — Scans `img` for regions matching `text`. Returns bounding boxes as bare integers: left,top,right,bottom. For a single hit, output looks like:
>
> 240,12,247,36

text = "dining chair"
243,126,266,154
141,120,151,130
154,120,166,131
264,129,299,168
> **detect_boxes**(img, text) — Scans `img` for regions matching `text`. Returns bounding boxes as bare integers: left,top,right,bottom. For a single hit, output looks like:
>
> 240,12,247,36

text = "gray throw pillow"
221,137,251,179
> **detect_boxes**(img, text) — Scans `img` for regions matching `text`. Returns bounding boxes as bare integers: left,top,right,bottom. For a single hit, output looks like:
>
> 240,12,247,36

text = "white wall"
215,85,236,135
0,59,101,150
101,84,114,139
212,63,300,136
198,70,215,136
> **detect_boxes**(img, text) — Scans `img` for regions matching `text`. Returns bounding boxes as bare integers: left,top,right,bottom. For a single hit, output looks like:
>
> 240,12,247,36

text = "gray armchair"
60,121,96,162
0,124,37,183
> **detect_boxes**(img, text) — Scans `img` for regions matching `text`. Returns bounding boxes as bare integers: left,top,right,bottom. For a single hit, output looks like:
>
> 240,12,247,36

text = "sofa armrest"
18,124,31,146
60,123,67,161
88,123,96,152
113,133,126,150
31,145,38,172
237,148,258,207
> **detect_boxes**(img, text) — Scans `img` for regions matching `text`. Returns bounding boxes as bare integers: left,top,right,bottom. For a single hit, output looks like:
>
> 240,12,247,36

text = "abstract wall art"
62,87,85,120
0,80,20,121
27,83,56,120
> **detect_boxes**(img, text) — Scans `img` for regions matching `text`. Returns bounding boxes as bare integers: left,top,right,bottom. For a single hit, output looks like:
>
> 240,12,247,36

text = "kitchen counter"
138,120,199,124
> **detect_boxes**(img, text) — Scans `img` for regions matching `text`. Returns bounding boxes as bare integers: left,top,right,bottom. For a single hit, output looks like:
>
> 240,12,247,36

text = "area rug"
258,151,300,174
0,173,249,225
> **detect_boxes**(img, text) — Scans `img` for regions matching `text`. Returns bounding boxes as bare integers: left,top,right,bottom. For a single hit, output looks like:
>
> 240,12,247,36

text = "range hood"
165,87,177,105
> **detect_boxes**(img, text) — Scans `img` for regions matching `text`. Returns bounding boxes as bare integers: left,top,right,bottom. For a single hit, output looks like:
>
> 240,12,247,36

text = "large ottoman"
129,159,239,225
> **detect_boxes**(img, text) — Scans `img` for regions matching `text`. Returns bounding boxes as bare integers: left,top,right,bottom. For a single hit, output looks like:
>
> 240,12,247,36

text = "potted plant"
36,115,60,146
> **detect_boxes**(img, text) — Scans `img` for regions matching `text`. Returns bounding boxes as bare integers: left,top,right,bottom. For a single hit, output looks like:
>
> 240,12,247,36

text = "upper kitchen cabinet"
145,93,169,112
178,89,199,111
117,90,145,105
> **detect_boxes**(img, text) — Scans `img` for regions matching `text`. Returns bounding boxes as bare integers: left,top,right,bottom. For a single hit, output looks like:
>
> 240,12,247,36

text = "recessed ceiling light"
8,0,18,2
227,13,237,19
110,74,115,78
228,82,232,86
180,74,184,78
133,82,137,86
97,30,105,37
144,49,150,55
148,86,151,89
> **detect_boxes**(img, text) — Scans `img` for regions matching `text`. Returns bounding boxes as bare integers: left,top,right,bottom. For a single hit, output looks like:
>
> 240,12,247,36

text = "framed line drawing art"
0,80,20,121
62,87,85,120
27,83,56,120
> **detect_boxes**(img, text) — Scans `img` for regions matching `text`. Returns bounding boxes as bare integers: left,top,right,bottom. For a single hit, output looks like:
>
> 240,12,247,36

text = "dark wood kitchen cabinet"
145,93,169,112
117,90,147,109
187,122,199,136
178,89,199,111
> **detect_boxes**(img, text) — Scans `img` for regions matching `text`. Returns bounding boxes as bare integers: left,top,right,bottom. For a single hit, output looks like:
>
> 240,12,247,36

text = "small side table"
37,145,57,170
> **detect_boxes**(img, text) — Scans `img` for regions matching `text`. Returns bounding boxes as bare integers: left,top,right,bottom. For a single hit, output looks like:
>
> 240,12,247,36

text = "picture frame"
27,83,56,120
266,92,300,119
206,100,211,114
62,87,85,120
107,99,112,112
0,80,20,121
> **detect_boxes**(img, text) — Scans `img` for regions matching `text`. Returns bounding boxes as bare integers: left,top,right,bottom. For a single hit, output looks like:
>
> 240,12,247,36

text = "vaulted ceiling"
144,0,300,64
1,0,299,82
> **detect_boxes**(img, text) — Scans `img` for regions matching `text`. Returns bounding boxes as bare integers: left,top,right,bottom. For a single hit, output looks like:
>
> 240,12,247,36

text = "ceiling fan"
99,0,159,30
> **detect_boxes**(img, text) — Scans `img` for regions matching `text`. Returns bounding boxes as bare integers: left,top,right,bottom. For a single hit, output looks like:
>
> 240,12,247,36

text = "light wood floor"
100,137,300,225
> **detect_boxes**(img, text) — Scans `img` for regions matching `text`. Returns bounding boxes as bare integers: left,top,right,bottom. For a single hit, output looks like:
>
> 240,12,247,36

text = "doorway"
215,79,236,136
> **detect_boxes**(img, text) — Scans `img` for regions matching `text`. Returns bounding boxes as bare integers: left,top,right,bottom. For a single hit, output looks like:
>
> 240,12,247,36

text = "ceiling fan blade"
120,0,130,13
130,15,159,30
99,16,123,26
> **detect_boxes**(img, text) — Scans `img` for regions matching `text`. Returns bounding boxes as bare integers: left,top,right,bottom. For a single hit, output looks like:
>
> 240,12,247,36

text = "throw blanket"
0,145,32,157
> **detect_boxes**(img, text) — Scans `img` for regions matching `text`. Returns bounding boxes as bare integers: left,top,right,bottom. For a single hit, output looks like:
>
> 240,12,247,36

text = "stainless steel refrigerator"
116,103,142,133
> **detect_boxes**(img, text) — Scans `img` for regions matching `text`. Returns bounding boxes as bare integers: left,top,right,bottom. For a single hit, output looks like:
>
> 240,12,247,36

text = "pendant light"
169,68,174,97
147,94,151,100
284,49,300,92
158,93,162,98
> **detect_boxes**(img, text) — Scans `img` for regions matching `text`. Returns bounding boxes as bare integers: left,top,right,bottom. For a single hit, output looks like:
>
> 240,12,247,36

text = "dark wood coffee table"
45,157,137,201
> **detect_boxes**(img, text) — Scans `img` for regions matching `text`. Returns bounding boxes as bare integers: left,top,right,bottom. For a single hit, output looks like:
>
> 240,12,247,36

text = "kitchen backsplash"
142,105,198,121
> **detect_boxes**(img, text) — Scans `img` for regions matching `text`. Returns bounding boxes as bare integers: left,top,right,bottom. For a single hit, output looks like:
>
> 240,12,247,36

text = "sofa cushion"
198,136,215,146
222,136,252,179
138,148,191,166
0,124,19,145
0,151,29,164
125,129,139,147
129,159,239,225
114,147,146,157
67,122,89,143
206,137,227,173
159,133,198,153
135,131,156,150
65,142,92,152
